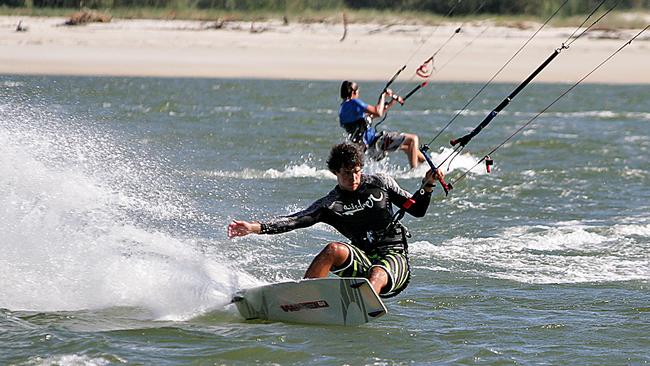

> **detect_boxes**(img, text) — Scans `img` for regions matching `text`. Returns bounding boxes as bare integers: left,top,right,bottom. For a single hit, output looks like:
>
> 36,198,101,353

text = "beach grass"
1,5,647,29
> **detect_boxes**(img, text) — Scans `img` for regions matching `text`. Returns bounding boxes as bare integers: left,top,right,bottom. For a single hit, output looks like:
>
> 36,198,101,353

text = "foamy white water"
0,101,258,320
204,146,484,181
411,219,650,284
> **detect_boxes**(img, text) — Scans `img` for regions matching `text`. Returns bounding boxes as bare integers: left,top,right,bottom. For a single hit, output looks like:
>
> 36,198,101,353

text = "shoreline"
1,16,649,84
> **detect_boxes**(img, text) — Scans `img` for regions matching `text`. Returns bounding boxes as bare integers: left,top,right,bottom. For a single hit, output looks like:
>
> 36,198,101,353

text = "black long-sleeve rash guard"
259,173,432,251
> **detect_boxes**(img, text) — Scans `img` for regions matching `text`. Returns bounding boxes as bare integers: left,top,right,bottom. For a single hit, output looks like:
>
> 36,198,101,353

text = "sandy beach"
1,15,648,84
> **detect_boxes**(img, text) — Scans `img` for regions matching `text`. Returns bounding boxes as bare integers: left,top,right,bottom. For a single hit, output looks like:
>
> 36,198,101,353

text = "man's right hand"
424,168,444,184
227,220,261,238
422,169,445,192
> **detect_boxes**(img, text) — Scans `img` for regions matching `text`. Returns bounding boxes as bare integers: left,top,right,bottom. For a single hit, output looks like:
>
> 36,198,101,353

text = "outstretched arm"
227,197,327,238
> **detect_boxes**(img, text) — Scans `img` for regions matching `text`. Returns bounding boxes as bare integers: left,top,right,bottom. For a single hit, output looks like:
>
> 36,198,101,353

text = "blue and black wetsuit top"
259,174,432,253
339,99,376,145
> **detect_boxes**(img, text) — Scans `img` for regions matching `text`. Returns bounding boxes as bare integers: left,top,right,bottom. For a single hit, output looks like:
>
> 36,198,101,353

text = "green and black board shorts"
331,243,410,298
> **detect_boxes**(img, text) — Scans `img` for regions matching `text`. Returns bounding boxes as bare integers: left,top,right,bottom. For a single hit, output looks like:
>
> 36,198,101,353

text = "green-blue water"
1,75,649,365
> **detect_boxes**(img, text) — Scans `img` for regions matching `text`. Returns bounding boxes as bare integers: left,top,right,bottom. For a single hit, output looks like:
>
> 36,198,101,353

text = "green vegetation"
1,0,648,28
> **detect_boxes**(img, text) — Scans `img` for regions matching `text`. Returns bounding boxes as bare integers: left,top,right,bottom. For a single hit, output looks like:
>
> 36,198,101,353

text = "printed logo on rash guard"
340,193,384,215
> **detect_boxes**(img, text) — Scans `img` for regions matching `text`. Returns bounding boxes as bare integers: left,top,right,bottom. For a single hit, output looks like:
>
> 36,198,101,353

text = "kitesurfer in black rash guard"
227,143,442,297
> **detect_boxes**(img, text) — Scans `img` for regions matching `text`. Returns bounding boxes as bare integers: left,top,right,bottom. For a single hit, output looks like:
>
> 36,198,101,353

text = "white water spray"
0,100,257,321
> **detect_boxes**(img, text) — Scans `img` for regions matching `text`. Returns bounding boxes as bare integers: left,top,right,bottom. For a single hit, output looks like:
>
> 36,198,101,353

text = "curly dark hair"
327,143,364,173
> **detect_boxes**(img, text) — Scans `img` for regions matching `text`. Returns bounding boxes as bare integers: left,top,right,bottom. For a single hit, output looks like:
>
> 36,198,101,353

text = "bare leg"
400,133,425,169
304,242,350,279
368,266,389,295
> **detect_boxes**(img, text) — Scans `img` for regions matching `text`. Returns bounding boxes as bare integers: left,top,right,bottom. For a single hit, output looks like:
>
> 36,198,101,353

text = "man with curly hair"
227,143,442,297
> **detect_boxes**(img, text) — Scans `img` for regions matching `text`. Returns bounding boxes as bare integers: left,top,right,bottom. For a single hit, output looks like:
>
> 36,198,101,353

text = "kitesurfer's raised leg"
304,242,389,295
304,242,350,278
400,133,425,169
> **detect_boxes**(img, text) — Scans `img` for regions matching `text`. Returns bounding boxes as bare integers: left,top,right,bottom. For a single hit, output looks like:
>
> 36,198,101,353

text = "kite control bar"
420,145,452,196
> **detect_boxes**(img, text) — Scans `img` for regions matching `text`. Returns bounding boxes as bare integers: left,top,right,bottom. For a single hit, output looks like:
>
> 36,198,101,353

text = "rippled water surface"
1,76,649,365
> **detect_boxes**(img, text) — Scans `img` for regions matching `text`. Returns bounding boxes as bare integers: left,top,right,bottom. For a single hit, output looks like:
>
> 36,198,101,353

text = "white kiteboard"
232,277,387,326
